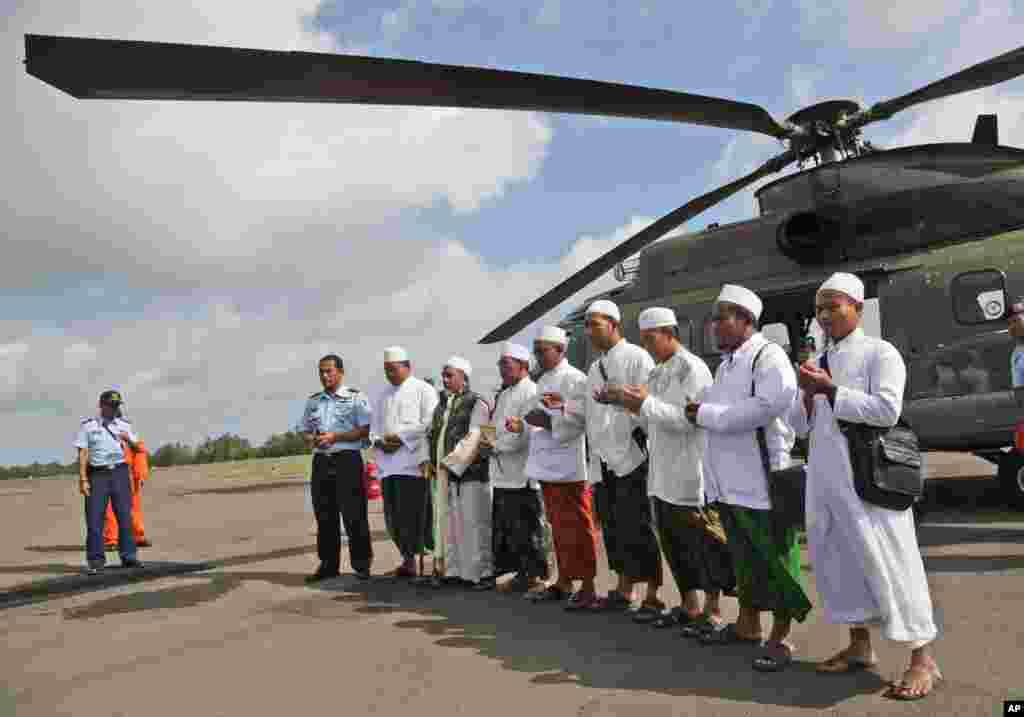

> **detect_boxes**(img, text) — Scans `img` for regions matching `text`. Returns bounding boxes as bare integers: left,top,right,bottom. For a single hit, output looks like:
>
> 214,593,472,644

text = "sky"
2,0,1024,465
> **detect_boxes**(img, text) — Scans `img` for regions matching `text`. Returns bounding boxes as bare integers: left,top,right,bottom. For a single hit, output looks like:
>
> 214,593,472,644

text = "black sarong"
381,476,433,560
652,497,734,596
492,486,549,580
601,462,662,584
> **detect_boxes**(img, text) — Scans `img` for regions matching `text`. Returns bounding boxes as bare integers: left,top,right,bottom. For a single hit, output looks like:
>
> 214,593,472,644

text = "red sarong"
541,481,597,581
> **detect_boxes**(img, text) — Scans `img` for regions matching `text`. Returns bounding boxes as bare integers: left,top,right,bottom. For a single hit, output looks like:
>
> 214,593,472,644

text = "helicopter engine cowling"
776,209,849,264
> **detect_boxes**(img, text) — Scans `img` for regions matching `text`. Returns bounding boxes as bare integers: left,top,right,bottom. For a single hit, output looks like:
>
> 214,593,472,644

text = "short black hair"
319,354,344,371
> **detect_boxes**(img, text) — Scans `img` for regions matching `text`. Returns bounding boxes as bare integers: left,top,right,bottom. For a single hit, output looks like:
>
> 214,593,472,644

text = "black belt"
88,462,126,471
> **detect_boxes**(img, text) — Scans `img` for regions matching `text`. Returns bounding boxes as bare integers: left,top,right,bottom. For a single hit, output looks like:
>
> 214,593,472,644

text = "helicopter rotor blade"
24,34,790,139
846,44,1024,130
478,148,797,344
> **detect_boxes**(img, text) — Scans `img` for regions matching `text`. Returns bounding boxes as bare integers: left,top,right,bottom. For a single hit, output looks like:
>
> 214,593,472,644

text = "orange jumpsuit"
103,439,149,545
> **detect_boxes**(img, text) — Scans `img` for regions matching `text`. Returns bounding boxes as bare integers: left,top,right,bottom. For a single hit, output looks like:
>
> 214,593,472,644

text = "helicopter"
21,34,1024,507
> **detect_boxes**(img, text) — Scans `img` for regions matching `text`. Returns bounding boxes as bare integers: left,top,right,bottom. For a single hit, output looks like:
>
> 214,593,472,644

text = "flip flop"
884,665,943,701
630,601,668,624
752,641,794,672
816,650,879,674
651,607,686,629
564,592,603,612
603,590,634,611
699,622,763,646
678,615,715,638
525,584,569,602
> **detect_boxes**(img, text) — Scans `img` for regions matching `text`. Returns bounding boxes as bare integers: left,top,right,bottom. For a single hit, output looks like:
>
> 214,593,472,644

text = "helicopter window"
951,270,1007,325
702,315,722,355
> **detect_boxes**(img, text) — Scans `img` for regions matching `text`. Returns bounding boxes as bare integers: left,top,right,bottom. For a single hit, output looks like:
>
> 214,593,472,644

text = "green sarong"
718,503,811,623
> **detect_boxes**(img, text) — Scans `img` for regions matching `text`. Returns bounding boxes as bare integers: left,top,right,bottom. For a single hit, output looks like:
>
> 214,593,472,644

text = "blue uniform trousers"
85,463,137,567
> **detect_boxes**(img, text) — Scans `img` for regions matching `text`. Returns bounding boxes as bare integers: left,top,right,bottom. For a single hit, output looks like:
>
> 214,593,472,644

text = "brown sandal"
884,665,942,701
816,648,878,674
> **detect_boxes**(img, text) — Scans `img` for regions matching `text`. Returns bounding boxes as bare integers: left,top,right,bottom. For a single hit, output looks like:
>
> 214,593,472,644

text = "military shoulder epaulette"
309,391,323,399
346,387,361,394
81,417,96,425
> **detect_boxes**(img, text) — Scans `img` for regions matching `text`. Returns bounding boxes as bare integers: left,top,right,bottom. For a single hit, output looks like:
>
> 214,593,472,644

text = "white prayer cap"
444,356,472,377
383,346,409,362
585,299,621,322
818,272,865,303
536,326,568,346
715,284,763,321
638,307,677,330
501,342,531,362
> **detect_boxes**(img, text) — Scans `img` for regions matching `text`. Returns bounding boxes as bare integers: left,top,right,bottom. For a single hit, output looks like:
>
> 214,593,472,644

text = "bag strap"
597,360,609,382
597,357,647,459
751,344,773,481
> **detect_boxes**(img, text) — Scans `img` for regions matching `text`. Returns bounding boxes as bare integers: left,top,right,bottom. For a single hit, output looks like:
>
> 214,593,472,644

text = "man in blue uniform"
302,355,373,582
1009,297,1024,389
74,390,143,575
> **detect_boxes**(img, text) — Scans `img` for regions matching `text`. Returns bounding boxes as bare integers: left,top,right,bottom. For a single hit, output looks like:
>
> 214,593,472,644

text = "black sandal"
699,622,763,646
525,584,569,602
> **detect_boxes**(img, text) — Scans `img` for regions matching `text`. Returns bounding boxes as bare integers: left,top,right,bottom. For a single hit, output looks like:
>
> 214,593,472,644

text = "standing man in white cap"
613,307,735,634
423,356,495,589
684,284,811,671
790,272,941,700
370,346,439,578
508,326,599,606
484,342,549,594
550,299,662,617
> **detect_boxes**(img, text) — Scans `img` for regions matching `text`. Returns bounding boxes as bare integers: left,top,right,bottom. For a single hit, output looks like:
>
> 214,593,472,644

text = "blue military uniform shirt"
301,386,372,453
1012,344,1024,389
74,416,138,467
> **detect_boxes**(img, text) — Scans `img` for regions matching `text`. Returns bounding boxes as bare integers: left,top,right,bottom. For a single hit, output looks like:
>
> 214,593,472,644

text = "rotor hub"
785,99,864,164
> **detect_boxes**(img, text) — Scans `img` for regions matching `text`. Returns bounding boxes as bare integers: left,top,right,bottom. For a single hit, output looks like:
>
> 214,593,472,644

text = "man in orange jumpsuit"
103,438,151,548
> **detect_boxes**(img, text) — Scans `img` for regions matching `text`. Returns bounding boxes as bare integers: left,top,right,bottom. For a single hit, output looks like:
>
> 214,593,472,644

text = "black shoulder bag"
752,345,807,532
820,350,923,511
598,359,648,456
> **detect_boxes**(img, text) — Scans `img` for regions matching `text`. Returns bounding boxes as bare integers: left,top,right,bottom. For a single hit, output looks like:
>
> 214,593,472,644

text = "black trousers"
311,451,372,573
601,461,663,584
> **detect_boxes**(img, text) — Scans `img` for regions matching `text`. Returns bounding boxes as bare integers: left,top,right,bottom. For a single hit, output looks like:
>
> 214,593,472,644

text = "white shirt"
563,338,654,480
488,376,538,490
637,347,714,507
697,333,797,510
525,359,589,483
370,376,439,479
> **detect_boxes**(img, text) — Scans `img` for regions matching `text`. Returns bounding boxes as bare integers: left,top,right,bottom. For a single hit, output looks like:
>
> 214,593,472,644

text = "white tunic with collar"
489,376,538,490
789,327,937,644
636,347,714,507
370,376,439,479
563,339,654,480
697,333,797,510
525,359,589,483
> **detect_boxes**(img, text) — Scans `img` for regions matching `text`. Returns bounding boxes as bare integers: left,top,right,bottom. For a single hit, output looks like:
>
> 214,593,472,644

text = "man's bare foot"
885,662,942,700
816,645,879,673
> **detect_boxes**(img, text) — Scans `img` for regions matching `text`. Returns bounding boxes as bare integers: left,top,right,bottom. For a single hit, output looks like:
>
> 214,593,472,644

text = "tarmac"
1,452,1022,717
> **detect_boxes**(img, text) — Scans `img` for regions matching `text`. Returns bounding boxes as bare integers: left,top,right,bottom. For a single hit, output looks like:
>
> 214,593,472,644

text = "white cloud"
796,0,968,50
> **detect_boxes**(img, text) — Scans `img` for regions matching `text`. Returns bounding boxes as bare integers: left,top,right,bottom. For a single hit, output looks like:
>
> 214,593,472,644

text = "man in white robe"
370,346,439,578
508,326,599,606
552,299,662,617
423,356,495,589
791,272,941,700
483,342,548,593
615,307,734,634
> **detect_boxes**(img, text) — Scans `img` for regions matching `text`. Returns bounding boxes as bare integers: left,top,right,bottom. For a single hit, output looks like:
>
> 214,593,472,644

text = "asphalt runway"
1,454,1021,717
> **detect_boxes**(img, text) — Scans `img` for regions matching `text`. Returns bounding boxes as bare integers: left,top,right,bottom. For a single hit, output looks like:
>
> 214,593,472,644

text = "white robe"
436,394,493,582
789,327,937,645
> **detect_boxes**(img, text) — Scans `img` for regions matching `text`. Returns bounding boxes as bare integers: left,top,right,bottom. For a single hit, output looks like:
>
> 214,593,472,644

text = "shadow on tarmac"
172,480,307,497
318,578,889,710
2,531,391,610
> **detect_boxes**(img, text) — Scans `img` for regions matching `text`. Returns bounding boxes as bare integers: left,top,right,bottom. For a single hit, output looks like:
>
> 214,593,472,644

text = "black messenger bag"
751,346,807,532
820,350,923,511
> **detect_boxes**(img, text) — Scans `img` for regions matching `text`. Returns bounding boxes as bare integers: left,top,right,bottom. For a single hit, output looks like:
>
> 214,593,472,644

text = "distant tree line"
0,431,312,479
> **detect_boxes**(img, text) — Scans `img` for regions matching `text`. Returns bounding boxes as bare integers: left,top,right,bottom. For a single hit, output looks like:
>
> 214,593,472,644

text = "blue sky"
2,0,1023,465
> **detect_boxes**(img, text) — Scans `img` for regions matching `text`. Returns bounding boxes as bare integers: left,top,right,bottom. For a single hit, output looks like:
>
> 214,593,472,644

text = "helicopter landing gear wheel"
998,452,1024,511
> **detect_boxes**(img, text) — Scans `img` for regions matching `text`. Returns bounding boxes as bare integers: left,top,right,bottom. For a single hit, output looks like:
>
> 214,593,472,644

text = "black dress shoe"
470,576,496,591
136,540,152,548
305,570,340,584
86,566,103,576
354,569,372,581
121,559,145,569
